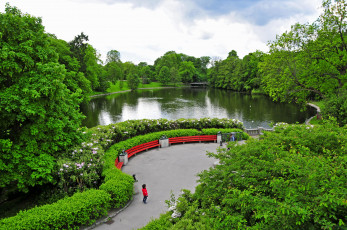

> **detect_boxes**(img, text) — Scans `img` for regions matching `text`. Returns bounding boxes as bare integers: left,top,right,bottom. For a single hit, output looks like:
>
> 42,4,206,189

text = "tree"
158,66,171,85
242,51,264,91
84,44,101,90
260,0,346,105
170,67,181,86
48,36,92,103
140,65,153,84
154,51,181,77
0,4,85,192
105,61,122,84
106,50,121,63
69,32,89,73
127,72,140,90
179,61,196,83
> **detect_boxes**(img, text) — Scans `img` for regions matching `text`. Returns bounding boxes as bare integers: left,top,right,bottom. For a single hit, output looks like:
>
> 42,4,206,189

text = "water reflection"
80,88,316,128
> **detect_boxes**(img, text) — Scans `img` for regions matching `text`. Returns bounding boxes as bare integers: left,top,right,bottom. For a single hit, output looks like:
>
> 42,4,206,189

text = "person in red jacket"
142,184,148,204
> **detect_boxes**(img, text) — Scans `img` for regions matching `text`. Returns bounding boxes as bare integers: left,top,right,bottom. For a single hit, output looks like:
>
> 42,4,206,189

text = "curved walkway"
94,142,223,230
306,103,321,125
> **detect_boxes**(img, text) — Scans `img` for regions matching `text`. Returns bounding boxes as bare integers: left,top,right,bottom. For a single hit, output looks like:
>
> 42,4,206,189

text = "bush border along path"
0,118,246,229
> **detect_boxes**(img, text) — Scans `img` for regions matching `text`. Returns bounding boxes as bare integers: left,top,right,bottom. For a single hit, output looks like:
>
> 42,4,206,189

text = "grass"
310,100,324,110
106,81,185,94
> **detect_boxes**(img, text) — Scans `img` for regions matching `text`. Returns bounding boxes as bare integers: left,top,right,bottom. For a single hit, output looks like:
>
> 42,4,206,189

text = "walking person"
142,184,148,204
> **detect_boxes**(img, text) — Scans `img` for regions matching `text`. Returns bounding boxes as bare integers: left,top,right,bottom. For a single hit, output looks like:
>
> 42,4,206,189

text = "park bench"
126,140,160,158
169,135,216,145
114,157,124,170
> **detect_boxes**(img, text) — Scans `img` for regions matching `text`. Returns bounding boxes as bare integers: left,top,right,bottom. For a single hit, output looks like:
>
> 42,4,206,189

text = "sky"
1,0,323,64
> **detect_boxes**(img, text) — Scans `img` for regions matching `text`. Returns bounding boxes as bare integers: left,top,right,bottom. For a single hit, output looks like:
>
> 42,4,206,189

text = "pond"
80,88,316,129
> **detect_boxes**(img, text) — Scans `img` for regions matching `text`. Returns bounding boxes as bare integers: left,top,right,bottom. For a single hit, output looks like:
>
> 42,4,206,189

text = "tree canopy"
260,0,346,104
0,4,85,191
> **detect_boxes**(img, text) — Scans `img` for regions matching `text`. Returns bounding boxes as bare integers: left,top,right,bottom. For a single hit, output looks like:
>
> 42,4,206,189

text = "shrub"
99,179,133,208
201,128,249,140
142,122,347,229
0,189,111,230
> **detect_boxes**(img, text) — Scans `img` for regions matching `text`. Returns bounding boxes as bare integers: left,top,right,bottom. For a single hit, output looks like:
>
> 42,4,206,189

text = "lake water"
81,88,316,129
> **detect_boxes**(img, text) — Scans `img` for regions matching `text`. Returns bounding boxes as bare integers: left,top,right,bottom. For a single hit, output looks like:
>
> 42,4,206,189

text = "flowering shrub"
55,118,244,194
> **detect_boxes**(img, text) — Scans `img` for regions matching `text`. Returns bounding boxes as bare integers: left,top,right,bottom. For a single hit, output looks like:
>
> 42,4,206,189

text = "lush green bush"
201,128,249,140
100,168,134,208
99,179,133,208
0,189,111,230
142,122,347,229
321,90,347,126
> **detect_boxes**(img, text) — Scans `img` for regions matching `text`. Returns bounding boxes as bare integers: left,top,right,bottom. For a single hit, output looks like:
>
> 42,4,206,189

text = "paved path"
94,142,222,230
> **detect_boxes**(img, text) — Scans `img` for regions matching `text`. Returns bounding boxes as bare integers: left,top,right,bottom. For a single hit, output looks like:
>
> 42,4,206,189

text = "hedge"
0,189,111,230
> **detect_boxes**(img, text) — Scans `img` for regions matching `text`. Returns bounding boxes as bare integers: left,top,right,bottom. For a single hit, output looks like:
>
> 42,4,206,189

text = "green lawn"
310,100,324,110
106,81,184,93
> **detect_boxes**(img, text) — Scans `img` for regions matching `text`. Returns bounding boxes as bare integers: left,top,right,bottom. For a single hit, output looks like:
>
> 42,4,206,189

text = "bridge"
190,82,209,87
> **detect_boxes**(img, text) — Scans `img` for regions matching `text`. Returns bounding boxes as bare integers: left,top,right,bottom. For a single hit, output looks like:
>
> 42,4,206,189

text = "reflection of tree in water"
208,89,315,125
81,88,316,128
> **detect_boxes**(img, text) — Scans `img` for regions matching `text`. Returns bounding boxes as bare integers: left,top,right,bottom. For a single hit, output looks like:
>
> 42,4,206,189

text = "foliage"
144,121,346,229
104,61,122,85
260,0,346,105
320,89,347,126
201,128,249,140
208,50,264,92
0,117,246,228
127,72,140,90
0,189,111,230
153,51,209,84
179,61,196,83
99,171,134,208
84,44,102,90
0,4,85,191
68,32,89,73
106,50,121,63
170,67,181,86
159,66,171,85
48,36,92,103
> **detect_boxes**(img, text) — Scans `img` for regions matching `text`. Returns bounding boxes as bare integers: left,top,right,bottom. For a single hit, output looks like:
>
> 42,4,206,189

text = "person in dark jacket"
142,184,148,204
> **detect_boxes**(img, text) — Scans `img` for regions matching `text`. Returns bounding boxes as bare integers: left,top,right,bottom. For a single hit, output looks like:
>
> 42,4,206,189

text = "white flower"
171,211,181,218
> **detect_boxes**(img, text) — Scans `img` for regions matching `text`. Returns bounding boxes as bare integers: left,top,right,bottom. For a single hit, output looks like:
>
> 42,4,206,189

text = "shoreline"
90,86,189,98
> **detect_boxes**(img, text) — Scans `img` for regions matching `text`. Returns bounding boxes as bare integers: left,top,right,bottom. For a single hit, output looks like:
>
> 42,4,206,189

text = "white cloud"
1,0,322,64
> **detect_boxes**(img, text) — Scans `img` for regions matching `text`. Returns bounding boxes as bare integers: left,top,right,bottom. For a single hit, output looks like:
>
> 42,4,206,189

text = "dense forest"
0,0,346,229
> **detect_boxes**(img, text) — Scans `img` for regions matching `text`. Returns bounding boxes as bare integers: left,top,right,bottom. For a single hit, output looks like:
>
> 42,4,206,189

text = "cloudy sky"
1,0,322,64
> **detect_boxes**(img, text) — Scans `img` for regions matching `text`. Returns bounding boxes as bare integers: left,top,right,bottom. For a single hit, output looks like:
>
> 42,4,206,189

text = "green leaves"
0,189,111,229
261,0,346,105
0,4,85,191
140,122,346,229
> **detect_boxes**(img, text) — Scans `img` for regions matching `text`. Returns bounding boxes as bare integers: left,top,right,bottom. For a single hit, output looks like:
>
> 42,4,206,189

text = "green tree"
105,61,122,85
154,51,181,78
170,67,181,86
69,32,89,73
106,50,121,63
127,72,140,90
84,44,102,90
0,4,85,191
260,0,346,104
140,65,153,84
48,35,92,102
159,66,171,85
179,61,196,83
